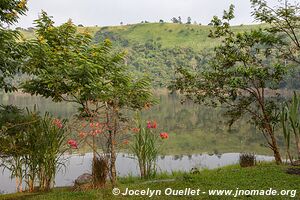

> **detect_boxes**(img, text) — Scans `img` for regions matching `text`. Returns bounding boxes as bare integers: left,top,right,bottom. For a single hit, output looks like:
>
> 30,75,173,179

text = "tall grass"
0,106,69,192
131,117,159,179
281,92,300,162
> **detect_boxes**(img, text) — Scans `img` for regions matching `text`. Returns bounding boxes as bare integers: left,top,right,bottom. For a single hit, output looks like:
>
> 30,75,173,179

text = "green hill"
19,23,264,50
19,23,270,87
94,23,265,51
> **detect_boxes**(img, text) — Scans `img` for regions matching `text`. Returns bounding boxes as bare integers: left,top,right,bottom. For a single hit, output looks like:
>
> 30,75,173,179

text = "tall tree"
251,0,300,64
171,5,286,164
22,12,155,186
0,0,28,92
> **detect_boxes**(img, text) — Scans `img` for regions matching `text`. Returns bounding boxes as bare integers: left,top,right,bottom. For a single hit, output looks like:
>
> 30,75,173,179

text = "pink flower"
53,118,63,129
147,121,152,128
160,132,169,139
67,139,78,149
146,121,157,129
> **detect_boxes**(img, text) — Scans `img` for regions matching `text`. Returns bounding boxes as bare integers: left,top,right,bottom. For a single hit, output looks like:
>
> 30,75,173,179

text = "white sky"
15,0,282,28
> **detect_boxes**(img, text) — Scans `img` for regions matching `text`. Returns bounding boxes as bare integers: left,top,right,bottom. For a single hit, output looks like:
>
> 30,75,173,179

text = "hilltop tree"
187,16,192,24
171,5,287,164
171,17,179,23
178,16,182,24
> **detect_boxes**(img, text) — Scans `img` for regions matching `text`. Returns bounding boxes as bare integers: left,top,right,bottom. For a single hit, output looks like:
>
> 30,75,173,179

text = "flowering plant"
131,116,168,179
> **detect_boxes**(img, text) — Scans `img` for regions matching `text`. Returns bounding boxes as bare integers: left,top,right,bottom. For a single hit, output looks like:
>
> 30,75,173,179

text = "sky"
15,0,281,28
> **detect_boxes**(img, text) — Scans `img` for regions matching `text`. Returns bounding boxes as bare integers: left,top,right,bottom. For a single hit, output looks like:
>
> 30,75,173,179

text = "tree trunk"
110,132,117,187
267,125,282,164
271,135,282,165
258,91,282,164
109,106,118,187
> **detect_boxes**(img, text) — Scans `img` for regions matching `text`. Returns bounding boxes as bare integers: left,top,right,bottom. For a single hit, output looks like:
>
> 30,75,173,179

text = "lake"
0,91,280,155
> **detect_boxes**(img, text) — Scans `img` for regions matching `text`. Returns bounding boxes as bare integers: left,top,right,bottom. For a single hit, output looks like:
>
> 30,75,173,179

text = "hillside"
94,23,267,51
20,23,263,51
19,23,277,87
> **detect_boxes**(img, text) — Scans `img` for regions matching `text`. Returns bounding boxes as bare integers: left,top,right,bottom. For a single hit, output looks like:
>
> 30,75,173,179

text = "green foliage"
281,92,300,161
0,0,27,25
94,26,213,87
22,12,155,114
130,116,160,179
171,5,286,163
251,0,300,64
0,106,69,192
0,0,29,92
21,12,155,187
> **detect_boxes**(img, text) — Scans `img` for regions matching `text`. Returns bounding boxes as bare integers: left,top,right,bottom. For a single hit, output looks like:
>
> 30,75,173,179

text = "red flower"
151,121,157,129
132,127,140,133
79,132,86,138
123,140,129,145
67,139,78,149
160,132,169,139
53,118,63,129
146,121,157,129
89,123,94,128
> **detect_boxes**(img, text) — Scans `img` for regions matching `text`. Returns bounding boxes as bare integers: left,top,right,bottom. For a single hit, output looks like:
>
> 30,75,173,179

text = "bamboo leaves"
281,92,300,161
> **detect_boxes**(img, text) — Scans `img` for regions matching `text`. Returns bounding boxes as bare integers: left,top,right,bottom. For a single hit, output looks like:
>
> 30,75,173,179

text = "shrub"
0,106,69,192
239,153,256,167
92,156,109,188
281,92,300,163
131,114,168,179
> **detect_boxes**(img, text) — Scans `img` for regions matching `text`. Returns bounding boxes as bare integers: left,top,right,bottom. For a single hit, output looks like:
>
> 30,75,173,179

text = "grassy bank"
1,163,299,200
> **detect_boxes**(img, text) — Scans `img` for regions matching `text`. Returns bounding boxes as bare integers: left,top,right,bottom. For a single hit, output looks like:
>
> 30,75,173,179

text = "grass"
1,163,299,199
111,23,265,51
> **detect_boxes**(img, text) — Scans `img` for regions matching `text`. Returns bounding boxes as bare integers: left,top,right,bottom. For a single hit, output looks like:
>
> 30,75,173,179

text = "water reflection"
0,153,273,194
0,92,275,155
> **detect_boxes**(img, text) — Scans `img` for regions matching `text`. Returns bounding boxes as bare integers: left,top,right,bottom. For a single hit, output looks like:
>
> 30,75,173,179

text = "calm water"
0,153,273,194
